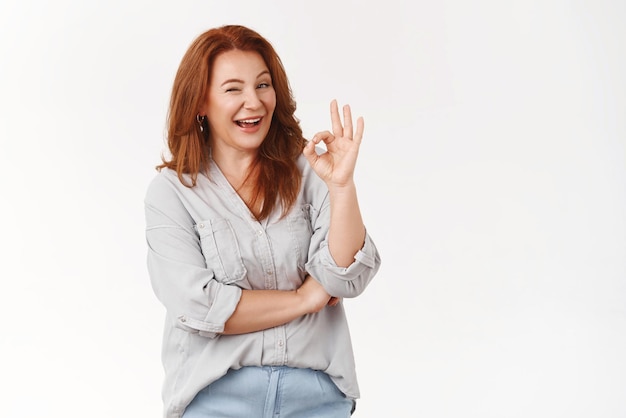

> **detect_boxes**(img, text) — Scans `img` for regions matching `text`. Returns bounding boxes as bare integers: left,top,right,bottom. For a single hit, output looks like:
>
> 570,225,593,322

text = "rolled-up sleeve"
304,195,382,298
145,176,241,338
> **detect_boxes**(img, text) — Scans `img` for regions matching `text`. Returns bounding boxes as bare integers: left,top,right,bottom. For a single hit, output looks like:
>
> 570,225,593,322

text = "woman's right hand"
296,275,336,313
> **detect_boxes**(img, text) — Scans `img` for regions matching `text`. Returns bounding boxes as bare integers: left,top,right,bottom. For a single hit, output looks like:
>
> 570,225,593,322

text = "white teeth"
238,118,260,123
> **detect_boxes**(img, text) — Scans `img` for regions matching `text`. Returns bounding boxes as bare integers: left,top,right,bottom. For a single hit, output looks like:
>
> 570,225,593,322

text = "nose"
243,88,262,109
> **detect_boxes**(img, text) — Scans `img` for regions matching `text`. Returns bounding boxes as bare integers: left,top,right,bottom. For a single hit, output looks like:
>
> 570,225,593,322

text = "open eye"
257,82,271,89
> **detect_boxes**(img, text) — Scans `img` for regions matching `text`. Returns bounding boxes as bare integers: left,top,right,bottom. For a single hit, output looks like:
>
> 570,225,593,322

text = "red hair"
157,25,305,219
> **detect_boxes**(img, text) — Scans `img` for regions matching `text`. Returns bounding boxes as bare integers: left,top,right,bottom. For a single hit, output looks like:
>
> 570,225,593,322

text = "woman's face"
201,49,276,157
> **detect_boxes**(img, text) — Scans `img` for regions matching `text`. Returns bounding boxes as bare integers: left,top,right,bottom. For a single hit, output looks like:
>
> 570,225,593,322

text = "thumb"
302,140,318,166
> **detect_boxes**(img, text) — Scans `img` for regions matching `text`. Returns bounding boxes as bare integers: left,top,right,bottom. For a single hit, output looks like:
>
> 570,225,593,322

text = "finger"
302,139,318,164
330,99,344,139
342,104,353,139
353,116,364,145
313,130,335,146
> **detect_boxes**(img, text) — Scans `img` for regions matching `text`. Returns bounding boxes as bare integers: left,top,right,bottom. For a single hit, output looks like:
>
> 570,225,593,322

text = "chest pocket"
286,204,315,271
195,218,247,284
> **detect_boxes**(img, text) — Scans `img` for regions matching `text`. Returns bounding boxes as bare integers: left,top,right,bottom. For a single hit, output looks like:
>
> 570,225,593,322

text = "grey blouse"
145,151,381,418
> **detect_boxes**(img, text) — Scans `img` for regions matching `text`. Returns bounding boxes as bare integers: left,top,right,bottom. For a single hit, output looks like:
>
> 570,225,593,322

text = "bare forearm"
223,289,305,334
328,180,366,267
222,275,331,335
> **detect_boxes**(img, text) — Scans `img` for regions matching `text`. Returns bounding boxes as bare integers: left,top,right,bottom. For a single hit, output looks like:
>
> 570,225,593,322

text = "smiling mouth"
235,117,261,127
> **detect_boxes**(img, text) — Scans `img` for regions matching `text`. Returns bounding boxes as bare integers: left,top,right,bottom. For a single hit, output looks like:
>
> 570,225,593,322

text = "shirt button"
266,270,273,275
198,223,205,229
278,340,284,347
257,230,264,236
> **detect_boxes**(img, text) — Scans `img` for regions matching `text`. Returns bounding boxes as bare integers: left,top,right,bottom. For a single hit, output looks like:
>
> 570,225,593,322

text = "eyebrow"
220,70,271,87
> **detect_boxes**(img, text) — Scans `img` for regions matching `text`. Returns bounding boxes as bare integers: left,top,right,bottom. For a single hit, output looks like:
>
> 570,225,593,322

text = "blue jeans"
182,366,355,418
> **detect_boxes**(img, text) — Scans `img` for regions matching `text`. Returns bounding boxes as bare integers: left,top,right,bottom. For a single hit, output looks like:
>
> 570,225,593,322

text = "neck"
212,151,263,217
212,148,258,186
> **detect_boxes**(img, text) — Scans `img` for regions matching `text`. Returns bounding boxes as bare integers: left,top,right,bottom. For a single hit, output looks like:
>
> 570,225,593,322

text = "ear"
197,100,208,118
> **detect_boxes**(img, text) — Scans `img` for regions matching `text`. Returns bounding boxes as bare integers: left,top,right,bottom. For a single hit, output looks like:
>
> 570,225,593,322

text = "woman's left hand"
303,99,364,188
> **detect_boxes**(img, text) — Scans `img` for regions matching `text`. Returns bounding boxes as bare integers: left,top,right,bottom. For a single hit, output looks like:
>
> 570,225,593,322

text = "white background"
1,1,625,417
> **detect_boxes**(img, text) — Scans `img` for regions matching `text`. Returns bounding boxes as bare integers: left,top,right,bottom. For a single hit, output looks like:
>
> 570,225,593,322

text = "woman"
144,24,381,418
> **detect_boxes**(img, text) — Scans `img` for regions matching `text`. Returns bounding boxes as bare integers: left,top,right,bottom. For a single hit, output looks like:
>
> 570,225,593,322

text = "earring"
196,114,206,132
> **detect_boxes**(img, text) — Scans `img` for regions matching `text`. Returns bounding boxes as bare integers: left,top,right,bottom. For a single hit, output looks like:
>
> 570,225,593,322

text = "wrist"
327,179,356,194
293,288,313,315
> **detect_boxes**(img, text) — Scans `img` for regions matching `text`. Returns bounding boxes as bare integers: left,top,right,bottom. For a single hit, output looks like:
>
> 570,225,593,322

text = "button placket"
275,325,287,365
253,225,276,290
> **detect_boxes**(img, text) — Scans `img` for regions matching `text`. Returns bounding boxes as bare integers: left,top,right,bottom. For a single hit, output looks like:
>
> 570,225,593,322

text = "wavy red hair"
157,25,306,219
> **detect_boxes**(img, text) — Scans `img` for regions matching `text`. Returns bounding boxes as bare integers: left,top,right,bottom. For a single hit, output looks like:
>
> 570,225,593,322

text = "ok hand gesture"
303,100,364,188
